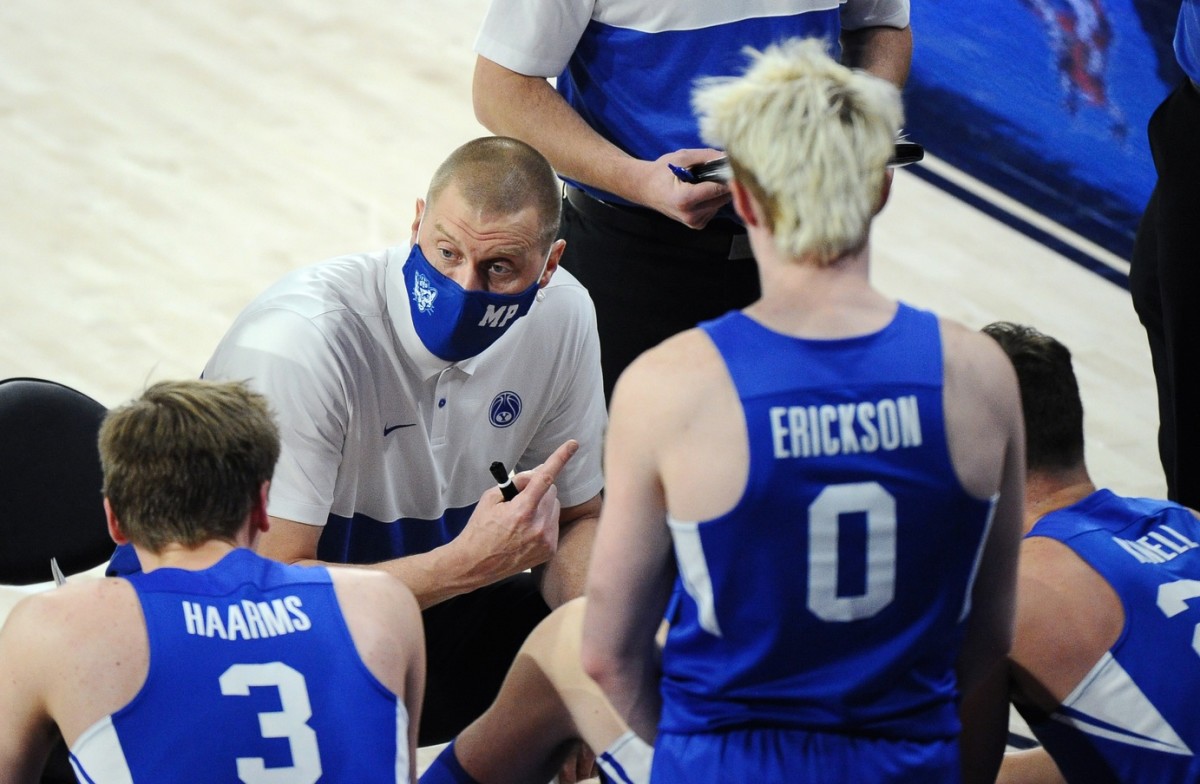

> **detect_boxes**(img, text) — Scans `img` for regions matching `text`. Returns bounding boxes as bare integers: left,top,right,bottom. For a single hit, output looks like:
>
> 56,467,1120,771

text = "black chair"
0,378,113,782
0,377,112,585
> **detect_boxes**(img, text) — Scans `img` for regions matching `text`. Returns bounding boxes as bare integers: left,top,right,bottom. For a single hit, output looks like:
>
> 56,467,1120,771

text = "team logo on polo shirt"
489,391,522,428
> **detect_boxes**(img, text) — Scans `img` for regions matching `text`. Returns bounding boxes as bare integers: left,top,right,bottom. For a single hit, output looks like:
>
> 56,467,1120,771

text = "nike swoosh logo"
383,424,417,436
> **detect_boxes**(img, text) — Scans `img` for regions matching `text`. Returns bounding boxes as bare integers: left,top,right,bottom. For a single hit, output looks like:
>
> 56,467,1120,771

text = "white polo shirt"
203,245,606,563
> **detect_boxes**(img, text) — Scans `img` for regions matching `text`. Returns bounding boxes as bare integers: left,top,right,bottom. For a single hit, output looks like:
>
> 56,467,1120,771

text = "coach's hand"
449,440,578,592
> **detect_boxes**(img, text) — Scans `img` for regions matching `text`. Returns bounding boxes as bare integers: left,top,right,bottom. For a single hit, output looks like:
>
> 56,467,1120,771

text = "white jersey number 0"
672,481,898,635
807,482,897,622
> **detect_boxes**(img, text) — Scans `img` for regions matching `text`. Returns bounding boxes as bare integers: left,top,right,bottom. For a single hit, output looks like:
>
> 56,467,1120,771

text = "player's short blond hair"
693,38,902,264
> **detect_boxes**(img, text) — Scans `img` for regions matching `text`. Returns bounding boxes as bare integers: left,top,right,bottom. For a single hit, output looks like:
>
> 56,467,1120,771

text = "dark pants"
418,573,550,746
1130,78,1200,507
559,187,761,402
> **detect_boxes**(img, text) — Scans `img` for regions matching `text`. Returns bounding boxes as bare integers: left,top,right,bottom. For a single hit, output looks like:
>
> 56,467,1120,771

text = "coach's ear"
410,198,426,246
538,239,566,288
104,497,130,545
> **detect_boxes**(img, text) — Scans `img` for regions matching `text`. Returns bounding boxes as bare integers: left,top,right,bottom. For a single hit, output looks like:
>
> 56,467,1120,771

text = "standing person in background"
582,39,1024,783
1130,0,1200,509
109,137,607,746
979,322,1200,784
0,380,424,783
472,0,912,401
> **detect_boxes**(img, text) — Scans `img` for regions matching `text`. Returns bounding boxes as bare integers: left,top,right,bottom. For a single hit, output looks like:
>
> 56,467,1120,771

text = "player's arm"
997,747,1067,784
261,441,580,609
0,596,61,783
955,335,1025,784
840,0,913,87
538,491,602,609
330,569,425,782
581,357,677,743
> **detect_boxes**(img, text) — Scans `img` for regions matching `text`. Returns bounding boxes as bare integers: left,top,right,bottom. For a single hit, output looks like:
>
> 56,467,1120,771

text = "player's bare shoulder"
4,577,140,648
611,327,729,421
326,567,421,694
327,566,419,627
938,317,1022,498
0,577,146,742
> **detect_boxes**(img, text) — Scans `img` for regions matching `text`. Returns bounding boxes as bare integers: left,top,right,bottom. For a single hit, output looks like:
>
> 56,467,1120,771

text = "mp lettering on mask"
479,304,521,328
403,240,543,362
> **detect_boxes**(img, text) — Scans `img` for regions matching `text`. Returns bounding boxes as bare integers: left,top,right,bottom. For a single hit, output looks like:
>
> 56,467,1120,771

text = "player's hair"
981,321,1086,473
692,38,901,264
427,136,562,250
99,379,280,552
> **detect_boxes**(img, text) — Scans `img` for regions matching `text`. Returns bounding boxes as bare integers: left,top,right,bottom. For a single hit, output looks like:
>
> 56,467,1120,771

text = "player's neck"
747,242,893,338
1024,465,1096,533
137,538,243,573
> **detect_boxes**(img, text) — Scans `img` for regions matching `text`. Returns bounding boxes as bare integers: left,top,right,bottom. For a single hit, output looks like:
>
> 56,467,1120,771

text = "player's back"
1024,491,1200,784
655,304,996,780
69,548,410,783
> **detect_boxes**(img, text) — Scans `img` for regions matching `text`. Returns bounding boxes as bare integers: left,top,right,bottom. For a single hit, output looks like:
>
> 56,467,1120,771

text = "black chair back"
0,377,112,585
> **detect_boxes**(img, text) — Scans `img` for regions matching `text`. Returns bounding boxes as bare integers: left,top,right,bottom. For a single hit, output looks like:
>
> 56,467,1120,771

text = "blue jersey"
655,305,996,780
71,549,410,783
558,4,840,206
1024,490,1200,784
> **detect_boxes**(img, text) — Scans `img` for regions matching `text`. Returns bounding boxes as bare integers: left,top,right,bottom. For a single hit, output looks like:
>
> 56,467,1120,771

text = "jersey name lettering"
770,395,922,459
182,596,313,640
1113,525,1200,564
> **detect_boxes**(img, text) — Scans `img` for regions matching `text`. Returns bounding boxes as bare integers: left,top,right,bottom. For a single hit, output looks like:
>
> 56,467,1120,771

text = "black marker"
490,461,518,501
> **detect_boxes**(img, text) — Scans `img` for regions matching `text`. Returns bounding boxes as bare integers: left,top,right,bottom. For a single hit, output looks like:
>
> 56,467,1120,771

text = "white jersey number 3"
1156,579,1200,657
219,662,322,784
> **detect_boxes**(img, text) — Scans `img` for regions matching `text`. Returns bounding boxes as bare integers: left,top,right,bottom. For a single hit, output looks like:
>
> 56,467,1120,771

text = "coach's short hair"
427,136,562,250
982,321,1086,473
693,38,901,264
99,379,280,552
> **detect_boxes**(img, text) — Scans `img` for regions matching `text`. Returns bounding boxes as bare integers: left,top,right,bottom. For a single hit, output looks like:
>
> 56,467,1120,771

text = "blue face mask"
403,242,541,362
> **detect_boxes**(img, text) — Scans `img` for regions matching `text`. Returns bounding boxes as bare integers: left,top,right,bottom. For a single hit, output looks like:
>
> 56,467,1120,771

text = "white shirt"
203,246,606,559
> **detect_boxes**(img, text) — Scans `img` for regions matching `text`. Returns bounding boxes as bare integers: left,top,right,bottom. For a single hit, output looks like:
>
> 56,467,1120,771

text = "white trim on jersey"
1053,651,1193,756
667,515,723,637
597,730,654,784
959,493,1000,622
395,700,411,783
70,715,135,784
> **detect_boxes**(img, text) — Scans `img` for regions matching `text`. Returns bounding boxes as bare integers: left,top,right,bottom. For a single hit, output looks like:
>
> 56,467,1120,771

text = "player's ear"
252,481,271,534
875,170,894,216
104,497,130,545
730,180,761,228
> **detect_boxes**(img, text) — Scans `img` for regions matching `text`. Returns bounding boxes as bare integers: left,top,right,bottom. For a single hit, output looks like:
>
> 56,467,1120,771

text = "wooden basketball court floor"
0,0,1165,775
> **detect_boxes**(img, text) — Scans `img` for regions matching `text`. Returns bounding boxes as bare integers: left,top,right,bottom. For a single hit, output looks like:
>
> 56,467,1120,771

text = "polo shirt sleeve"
841,0,910,30
473,0,595,77
203,307,349,528
517,281,607,509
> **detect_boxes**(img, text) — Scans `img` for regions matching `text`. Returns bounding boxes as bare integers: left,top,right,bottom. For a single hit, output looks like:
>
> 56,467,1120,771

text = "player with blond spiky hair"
420,40,1024,784
583,38,1026,783
692,38,903,264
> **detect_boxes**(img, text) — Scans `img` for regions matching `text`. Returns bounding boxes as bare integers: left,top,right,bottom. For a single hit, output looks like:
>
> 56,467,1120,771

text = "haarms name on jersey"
182,596,313,640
